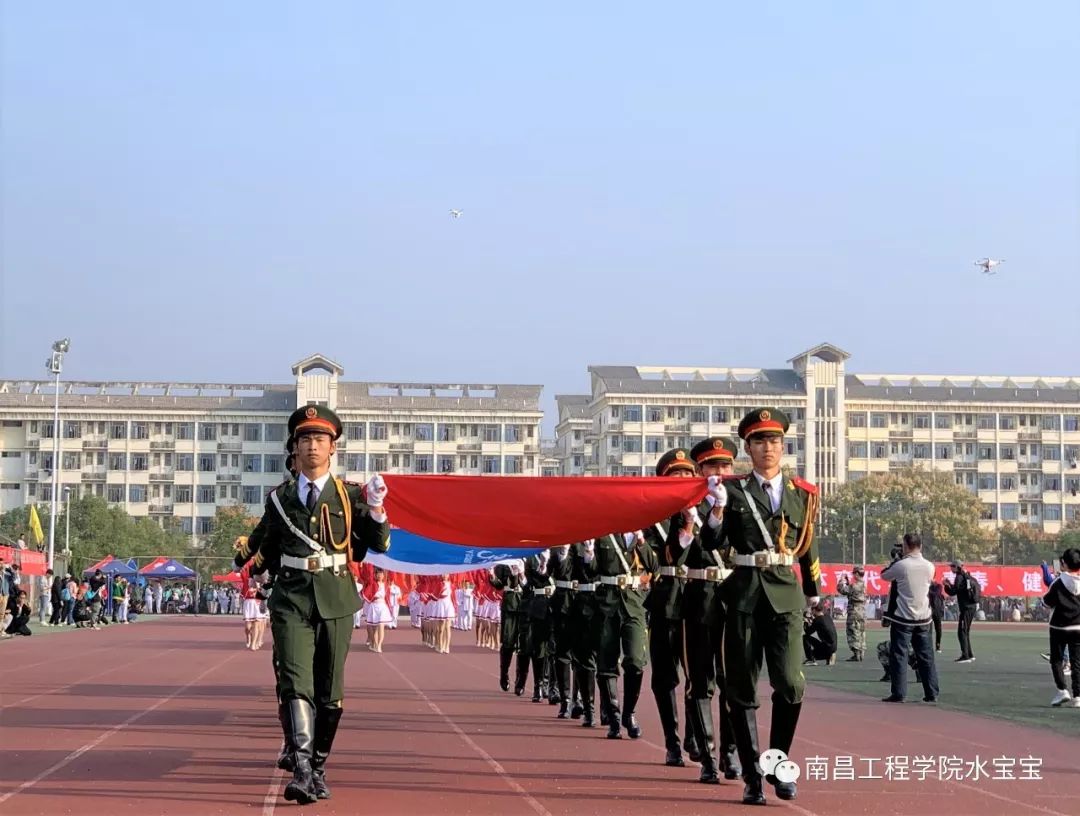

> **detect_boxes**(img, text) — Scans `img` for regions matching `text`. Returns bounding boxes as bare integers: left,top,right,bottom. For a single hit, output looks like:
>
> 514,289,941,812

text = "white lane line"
261,767,286,816
382,653,554,816
0,651,241,805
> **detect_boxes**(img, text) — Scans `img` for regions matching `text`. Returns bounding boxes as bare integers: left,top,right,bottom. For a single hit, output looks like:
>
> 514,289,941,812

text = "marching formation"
232,403,822,807
486,408,822,806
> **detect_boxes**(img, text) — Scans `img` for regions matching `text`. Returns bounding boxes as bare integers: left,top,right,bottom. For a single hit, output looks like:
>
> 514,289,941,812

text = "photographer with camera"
880,533,939,703
944,560,980,663
802,603,837,666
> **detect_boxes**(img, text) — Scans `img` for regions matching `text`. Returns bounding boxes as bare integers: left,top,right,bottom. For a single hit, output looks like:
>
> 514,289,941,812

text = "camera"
889,544,903,562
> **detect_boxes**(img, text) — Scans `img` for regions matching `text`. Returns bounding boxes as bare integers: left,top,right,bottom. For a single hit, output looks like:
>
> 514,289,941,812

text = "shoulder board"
791,477,818,495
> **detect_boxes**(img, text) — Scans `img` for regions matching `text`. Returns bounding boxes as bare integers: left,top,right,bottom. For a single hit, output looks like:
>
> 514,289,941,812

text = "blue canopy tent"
82,558,138,615
139,558,196,579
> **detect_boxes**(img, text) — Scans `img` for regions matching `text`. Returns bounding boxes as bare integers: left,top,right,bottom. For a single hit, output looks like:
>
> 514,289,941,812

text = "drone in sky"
449,209,462,219
976,258,1004,275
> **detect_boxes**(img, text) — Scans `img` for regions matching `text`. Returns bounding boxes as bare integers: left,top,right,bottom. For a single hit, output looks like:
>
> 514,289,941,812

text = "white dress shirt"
298,472,331,508
753,471,783,514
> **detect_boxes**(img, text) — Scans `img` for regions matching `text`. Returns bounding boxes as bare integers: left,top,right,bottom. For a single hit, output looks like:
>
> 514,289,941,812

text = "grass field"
805,622,1079,738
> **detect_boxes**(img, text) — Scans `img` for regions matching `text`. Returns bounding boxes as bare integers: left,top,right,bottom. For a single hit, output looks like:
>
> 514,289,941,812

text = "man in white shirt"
880,533,940,703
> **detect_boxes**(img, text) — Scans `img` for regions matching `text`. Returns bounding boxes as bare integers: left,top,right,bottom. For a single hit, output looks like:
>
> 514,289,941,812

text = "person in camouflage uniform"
836,566,867,661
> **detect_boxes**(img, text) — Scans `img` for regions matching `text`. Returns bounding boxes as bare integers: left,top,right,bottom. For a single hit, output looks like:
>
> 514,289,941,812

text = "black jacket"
805,613,836,653
944,570,979,608
1043,574,1080,631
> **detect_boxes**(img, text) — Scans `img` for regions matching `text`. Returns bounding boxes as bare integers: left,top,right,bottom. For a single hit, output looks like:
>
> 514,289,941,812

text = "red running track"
0,617,1076,816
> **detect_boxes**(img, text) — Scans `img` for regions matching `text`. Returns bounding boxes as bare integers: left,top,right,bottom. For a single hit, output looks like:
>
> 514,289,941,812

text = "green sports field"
805,622,1079,738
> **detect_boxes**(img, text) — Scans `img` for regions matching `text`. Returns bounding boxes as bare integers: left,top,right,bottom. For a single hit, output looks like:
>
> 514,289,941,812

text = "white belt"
529,585,554,597
657,566,688,578
280,552,348,573
554,580,576,590
506,587,523,593
686,566,734,582
575,583,596,592
599,575,642,590
733,552,794,568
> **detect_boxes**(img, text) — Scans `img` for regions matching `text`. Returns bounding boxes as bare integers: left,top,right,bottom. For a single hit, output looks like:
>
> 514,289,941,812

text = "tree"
995,523,1058,565
822,468,991,563
194,504,259,581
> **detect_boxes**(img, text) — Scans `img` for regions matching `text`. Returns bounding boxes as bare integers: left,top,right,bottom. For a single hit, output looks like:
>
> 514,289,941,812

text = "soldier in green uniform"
646,449,697,767
523,552,554,702
836,566,867,660
569,541,600,727
585,527,659,740
547,545,577,718
702,408,821,805
234,405,390,804
677,438,742,784
489,560,525,691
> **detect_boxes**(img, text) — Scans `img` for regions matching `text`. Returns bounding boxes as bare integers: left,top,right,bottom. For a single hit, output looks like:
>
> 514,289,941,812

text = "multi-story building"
0,354,543,540
557,343,1080,533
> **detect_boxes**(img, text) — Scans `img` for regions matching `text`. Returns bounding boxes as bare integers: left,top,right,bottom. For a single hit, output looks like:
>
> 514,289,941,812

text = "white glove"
552,545,570,559
583,539,595,563
806,596,820,609
707,475,727,509
365,474,388,508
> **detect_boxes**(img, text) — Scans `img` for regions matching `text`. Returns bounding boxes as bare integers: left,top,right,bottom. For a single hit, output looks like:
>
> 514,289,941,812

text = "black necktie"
763,481,774,512
306,482,319,512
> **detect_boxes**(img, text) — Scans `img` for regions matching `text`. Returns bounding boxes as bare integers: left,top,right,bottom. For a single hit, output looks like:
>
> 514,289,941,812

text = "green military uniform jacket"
669,498,729,625
237,476,390,621
644,518,683,620
523,555,554,620
703,474,820,615
585,533,660,616
548,550,575,616
490,565,525,612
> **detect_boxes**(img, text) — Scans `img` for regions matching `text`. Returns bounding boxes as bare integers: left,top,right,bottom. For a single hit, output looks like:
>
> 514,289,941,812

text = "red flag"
381,475,707,549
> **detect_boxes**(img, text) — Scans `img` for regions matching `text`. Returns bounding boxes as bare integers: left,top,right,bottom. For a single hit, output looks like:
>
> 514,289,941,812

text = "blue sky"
2,2,1077,427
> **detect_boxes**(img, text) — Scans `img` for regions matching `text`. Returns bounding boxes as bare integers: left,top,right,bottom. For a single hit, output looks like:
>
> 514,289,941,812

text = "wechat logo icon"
758,749,801,784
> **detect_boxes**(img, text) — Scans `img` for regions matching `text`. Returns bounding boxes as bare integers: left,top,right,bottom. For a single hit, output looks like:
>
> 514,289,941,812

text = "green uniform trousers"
723,598,805,709
591,588,648,677
271,598,353,708
570,595,598,672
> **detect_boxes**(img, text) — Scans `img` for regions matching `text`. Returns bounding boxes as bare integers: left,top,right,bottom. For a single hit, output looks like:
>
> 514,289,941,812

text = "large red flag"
381,475,707,549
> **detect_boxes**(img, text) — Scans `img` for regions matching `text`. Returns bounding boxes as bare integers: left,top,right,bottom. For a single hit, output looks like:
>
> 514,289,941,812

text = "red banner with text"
0,546,48,577
815,563,1048,597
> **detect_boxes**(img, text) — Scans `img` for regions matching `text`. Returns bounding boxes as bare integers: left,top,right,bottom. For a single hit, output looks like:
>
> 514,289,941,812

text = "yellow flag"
28,504,45,546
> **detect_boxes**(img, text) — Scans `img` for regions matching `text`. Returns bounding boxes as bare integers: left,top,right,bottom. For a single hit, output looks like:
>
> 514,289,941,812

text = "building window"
264,455,283,473
624,437,642,453
62,452,81,470
870,413,887,428
415,455,433,473
913,444,929,459
437,424,456,442
999,445,1015,461
346,454,365,471
624,406,642,422
713,408,728,423
1042,415,1061,431
175,422,194,440
483,456,501,474
979,446,995,460
197,516,214,535
849,442,868,458
999,415,1017,430
1001,504,1019,521
244,424,262,442
243,486,260,504
107,485,124,503
109,453,126,471
197,485,215,503
871,443,887,459
177,454,194,471
977,415,996,430
645,436,663,454
1045,505,1062,521
1000,476,1016,491
109,422,127,439
937,445,952,459
646,406,663,423
198,455,215,472
369,423,388,441
130,453,148,471
63,421,82,438
438,455,455,473
573,455,583,468
611,406,620,419
243,455,261,472
415,423,434,442
482,425,500,442
199,424,216,441
914,414,931,429
934,414,952,429
132,422,149,440
370,455,387,471
129,485,147,503
689,408,707,424
504,425,521,443
505,456,523,474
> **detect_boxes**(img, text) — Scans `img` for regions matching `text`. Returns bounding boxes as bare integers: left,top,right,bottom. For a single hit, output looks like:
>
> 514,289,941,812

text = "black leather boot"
729,705,766,805
689,699,720,784
311,706,344,800
767,701,801,800
283,699,318,805
499,648,513,692
596,672,612,728
683,697,701,762
548,655,560,704
570,667,583,718
577,667,596,727
556,661,572,718
654,686,684,766
514,652,529,697
718,692,742,780
602,676,622,739
531,656,548,702
276,701,294,772
620,670,643,739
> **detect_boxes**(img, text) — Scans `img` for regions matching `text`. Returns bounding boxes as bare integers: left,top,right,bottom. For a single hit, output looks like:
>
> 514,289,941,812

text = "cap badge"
713,440,723,449
675,450,686,460
760,410,771,421
305,406,317,419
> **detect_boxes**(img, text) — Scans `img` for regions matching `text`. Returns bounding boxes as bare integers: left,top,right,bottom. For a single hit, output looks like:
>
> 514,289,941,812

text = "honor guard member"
522,552,554,702
569,541,600,727
646,449,697,767
489,560,526,692
703,408,820,806
678,437,741,784
235,405,391,804
548,545,577,718
584,527,659,740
